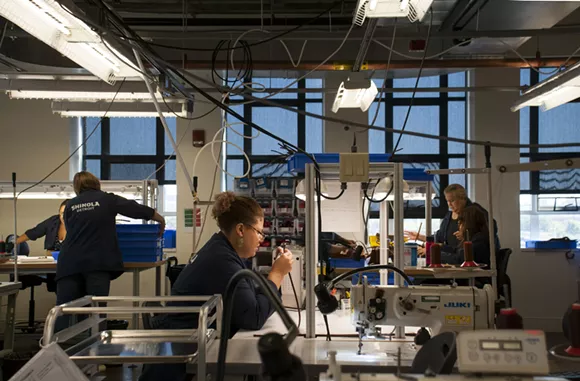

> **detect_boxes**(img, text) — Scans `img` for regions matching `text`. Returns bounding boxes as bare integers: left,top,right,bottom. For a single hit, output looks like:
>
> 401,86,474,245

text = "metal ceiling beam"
353,19,378,72
439,0,489,32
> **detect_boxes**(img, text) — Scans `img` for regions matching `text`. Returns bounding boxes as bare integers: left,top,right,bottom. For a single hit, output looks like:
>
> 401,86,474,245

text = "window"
82,117,177,222
368,72,468,222
82,117,177,185
519,68,580,247
224,77,324,190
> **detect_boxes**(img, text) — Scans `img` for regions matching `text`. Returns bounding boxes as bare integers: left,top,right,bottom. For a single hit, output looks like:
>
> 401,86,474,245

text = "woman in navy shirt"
139,191,293,381
16,199,69,252
55,171,165,331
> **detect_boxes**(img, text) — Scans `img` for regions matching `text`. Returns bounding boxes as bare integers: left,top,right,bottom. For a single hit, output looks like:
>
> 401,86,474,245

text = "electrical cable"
323,315,332,341
160,93,219,120
359,21,398,134
216,269,299,381
0,20,8,50
288,273,301,329
17,78,127,197
117,2,339,52
176,67,580,150
391,9,433,158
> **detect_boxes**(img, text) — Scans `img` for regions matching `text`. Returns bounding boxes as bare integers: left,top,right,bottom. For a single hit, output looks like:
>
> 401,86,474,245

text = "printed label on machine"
445,315,472,325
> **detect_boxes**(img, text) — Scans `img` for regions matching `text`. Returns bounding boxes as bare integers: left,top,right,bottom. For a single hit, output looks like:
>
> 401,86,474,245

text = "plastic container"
525,239,577,249
51,251,59,261
116,224,161,234
329,257,367,268
287,153,391,173
404,243,418,266
163,230,176,248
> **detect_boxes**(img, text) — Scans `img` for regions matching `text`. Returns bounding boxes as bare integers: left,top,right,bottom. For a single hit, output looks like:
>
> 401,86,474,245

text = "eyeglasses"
245,224,266,240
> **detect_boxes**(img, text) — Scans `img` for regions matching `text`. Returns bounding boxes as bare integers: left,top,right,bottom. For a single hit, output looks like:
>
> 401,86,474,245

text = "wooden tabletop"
0,260,166,271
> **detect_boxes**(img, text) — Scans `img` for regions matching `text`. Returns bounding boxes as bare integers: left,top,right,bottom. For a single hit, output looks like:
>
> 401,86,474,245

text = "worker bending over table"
406,183,500,257
55,171,165,332
139,191,293,381
16,199,69,253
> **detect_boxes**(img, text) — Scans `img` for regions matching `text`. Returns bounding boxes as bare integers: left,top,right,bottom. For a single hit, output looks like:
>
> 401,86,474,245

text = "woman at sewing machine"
139,191,294,381
15,199,69,253
440,205,491,266
405,183,500,252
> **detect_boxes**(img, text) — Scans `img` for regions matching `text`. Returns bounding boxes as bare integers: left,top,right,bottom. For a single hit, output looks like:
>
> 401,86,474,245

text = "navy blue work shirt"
56,189,155,281
24,215,61,251
162,232,278,336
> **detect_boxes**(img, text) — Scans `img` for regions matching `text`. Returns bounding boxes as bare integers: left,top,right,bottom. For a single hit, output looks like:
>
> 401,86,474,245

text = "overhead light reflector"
332,78,378,113
512,62,580,112
52,99,193,118
354,0,433,25
0,0,141,83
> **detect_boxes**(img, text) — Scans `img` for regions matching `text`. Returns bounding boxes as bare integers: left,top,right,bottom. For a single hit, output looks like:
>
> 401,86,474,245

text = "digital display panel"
480,341,501,350
502,341,522,351
479,340,523,351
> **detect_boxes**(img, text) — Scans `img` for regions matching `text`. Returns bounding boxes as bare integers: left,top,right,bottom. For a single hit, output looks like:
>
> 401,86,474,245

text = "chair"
142,301,163,329
496,248,513,307
7,235,55,334
411,331,457,375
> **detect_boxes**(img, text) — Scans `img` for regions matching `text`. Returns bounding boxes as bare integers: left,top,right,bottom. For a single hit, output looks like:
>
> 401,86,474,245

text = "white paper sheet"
321,182,362,234
8,343,89,381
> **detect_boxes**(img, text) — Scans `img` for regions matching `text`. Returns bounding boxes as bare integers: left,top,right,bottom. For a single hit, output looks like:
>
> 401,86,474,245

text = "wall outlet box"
339,153,369,182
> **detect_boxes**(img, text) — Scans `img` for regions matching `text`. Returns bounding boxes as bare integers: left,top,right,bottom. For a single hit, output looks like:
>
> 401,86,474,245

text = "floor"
1,331,578,381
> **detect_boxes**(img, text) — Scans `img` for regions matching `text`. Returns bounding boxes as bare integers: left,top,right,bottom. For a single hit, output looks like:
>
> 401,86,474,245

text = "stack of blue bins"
330,257,396,285
116,224,163,263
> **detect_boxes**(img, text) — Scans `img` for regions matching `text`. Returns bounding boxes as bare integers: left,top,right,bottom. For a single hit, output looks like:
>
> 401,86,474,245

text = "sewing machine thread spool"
425,235,434,266
460,241,478,268
565,303,580,356
428,243,443,268
0,235,5,254
496,308,523,329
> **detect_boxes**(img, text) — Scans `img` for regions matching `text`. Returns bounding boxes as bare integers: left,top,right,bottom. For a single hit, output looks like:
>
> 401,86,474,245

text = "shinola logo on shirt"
71,201,100,212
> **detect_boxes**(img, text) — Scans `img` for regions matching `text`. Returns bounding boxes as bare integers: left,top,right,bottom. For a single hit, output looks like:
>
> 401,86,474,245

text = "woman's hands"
269,247,294,288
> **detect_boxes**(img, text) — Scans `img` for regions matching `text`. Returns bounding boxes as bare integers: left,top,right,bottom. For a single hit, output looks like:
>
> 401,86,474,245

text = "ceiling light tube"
354,0,433,25
512,61,580,112
51,99,193,118
0,0,140,83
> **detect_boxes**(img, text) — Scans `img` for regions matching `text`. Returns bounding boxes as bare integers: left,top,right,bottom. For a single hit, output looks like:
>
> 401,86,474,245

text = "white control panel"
457,330,550,375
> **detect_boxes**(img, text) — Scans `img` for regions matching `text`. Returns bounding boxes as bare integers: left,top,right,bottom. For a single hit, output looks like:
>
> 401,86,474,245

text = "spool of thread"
565,303,580,356
460,241,478,268
496,308,523,329
0,235,5,254
425,235,435,266
429,243,443,268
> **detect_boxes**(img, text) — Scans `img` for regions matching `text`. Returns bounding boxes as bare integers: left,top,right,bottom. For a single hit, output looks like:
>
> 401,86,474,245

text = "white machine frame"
304,161,407,338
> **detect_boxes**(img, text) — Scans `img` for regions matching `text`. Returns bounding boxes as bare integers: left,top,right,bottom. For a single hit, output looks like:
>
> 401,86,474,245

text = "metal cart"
41,295,222,379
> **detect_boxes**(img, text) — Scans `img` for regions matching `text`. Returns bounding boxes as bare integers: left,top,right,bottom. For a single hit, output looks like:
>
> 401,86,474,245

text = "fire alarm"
192,130,205,147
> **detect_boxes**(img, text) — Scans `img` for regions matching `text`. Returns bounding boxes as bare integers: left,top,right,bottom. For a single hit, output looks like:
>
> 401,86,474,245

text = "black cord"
216,270,299,381
319,187,346,201
390,10,433,159
363,179,394,203
288,273,301,328
114,2,340,52
17,78,127,197
160,92,219,120
323,315,331,341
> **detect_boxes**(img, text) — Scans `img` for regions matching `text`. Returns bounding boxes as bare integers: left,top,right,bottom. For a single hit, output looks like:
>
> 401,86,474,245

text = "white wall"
0,95,162,326
176,71,223,261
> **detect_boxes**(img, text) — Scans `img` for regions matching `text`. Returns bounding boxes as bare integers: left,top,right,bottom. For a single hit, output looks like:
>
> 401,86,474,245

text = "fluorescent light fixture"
1,78,162,101
295,180,329,201
354,0,433,25
0,0,141,84
332,78,378,113
0,181,154,200
52,99,193,118
512,62,580,112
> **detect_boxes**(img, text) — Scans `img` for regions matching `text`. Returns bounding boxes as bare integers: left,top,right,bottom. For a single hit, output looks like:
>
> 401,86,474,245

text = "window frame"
225,77,323,180
369,73,469,219
81,117,176,185
520,68,580,195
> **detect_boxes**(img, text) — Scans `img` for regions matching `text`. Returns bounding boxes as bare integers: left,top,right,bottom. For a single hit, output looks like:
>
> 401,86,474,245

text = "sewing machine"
350,283,495,338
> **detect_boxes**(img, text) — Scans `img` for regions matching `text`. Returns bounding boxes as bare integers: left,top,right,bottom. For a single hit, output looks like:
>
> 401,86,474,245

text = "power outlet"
339,153,369,182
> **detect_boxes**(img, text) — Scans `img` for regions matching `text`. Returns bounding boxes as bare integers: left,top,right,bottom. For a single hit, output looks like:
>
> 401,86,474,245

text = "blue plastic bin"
51,251,59,261
288,153,391,173
329,257,368,268
116,224,160,234
525,239,577,249
163,230,177,248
